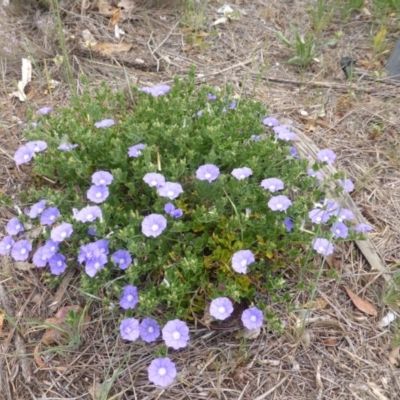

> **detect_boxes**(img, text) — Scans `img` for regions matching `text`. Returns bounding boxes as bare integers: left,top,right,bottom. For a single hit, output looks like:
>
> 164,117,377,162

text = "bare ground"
1,0,400,399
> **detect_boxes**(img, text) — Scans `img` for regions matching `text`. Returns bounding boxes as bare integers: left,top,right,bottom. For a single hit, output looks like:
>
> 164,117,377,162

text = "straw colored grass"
1,1,400,398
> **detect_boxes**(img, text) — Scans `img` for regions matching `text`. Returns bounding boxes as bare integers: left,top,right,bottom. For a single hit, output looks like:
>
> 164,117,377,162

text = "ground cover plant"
1,71,373,387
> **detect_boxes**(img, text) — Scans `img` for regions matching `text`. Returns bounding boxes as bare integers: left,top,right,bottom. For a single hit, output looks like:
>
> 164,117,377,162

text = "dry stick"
0,271,35,386
0,146,14,162
253,376,288,400
148,21,180,72
249,72,400,95
293,126,391,286
48,270,75,311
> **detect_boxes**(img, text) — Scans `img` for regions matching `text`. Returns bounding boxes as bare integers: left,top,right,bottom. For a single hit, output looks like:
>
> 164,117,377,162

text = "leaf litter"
1,0,399,398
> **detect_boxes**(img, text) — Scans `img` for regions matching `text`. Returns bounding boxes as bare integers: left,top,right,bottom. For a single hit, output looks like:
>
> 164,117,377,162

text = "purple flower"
312,238,334,256
317,149,336,163
196,110,203,117
85,254,107,277
139,84,171,97
119,285,139,310
78,242,100,264
157,182,183,200
6,218,24,235
307,168,323,182
112,249,132,270
284,217,293,232
50,222,73,242
164,203,175,214
28,200,46,218
139,318,160,343
120,318,140,342
40,207,60,226
339,179,354,193
231,250,255,274
241,307,263,330
196,164,220,183
14,146,34,165
0,236,14,255
324,200,339,215
207,93,217,101
26,141,47,153
231,167,253,180
171,208,183,219
336,208,354,222
42,239,59,259
94,239,109,255
263,117,279,127
87,228,97,236
164,203,183,219
75,206,102,223
309,209,330,224
229,100,237,110
268,195,292,211
251,135,261,141
11,240,32,261
143,172,166,188
141,214,167,238
289,146,298,158
48,253,67,275
58,142,78,151
128,143,146,157
36,106,52,115
210,297,233,320
92,171,113,186
355,223,373,233
273,125,298,141
87,185,109,204
331,222,348,239
260,178,284,193
94,119,115,128
162,319,190,350
32,246,49,268
148,357,177,387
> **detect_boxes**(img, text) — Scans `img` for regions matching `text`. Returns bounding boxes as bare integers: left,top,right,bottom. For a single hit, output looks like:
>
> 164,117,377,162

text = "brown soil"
1,1,400,399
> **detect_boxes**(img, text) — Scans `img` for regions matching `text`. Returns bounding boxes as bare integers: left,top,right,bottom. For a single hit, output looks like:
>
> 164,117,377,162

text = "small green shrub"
276,25,339,68
1,69,373,385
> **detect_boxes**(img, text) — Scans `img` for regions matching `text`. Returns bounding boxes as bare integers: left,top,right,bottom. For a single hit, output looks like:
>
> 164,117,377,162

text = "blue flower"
94,119,115,128
318,149,336,164
119,285,139,310
196,164,220,183
157,182,184,200
262,117,279,127
49,253,67,275
112,249,132,270
140,318,160,343
331,222,348,239
120,318,140,341
231,167,253,180
164,203,183,219
128,143,146,157
141,214,167,238
36,106,52,115
241,307,263,330
6,218,24,235
40,207,60,226
355,223,373,233
312,238,334,256
0,236,14,255
139,84,171,97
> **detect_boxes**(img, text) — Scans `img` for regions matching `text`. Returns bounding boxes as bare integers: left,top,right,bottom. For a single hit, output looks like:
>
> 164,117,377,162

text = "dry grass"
1,0,400,399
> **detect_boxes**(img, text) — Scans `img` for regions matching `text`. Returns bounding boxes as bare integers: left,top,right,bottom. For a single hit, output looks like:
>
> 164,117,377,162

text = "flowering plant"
1,70,372,387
